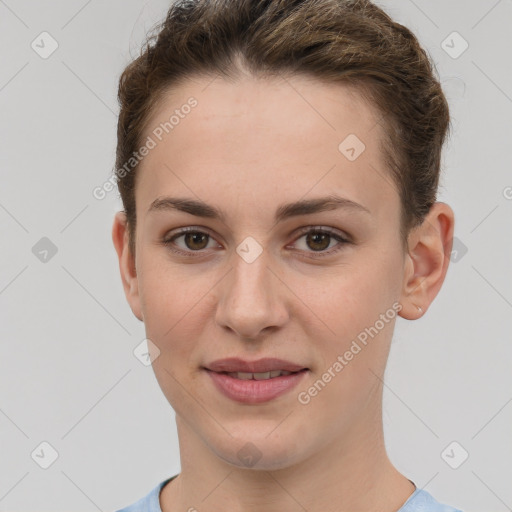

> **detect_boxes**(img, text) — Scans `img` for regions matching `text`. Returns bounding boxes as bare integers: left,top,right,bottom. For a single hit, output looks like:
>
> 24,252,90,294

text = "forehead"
135,74,399,225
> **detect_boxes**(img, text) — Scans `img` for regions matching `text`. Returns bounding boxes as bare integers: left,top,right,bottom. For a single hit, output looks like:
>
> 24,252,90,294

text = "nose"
215,249,289,340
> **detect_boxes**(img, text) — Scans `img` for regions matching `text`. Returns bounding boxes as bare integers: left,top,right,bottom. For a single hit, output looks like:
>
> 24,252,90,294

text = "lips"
204,363,309,404
204,357,308,374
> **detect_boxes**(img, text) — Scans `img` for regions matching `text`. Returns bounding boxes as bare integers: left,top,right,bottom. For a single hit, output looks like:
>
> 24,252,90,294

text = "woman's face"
119,73,411,469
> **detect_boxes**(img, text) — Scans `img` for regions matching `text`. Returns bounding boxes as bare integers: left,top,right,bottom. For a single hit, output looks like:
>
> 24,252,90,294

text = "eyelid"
291,225,351,243
164,226,222,250
162,225,352,257
163,225,351,242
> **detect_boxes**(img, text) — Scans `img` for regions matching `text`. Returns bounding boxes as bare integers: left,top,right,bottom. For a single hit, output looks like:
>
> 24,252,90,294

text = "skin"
112,71,455,512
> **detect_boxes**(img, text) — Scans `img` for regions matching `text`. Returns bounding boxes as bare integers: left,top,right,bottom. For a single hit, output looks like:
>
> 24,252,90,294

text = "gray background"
1,0,511,511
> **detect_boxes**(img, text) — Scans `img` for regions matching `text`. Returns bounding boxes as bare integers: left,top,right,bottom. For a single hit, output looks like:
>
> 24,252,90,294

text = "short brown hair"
115,0,450,257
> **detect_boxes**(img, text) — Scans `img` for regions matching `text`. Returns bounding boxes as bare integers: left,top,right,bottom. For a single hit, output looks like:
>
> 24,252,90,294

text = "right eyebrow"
147,194,371,223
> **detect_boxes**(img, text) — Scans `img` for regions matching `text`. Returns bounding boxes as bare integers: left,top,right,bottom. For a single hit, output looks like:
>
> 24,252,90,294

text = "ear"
112,211,143,322
398,202,455,320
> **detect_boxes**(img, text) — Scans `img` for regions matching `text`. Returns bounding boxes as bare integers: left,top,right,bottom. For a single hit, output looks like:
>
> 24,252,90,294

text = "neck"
160,405,415,512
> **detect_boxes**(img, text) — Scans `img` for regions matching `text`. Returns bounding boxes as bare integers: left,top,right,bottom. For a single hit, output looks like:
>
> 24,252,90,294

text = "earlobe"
398,202,455,320
112,211,144,322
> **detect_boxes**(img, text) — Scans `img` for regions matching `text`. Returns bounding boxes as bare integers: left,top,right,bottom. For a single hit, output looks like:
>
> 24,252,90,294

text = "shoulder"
114,476,176,512
398,488,464,512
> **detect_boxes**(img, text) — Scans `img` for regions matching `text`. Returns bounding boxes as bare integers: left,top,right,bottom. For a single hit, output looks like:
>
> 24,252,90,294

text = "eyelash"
161,226,351,259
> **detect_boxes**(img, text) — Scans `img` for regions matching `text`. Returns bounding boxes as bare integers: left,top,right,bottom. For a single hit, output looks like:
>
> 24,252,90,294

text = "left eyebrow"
147,194,371,222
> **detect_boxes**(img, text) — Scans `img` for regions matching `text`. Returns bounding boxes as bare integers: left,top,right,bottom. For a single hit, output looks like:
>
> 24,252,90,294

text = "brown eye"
162,226,350,259
181,231,209,250
162,228,219,256
305,231,331,251
291,227,351,258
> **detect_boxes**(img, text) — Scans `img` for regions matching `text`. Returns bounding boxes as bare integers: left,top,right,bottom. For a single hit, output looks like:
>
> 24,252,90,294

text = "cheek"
138,261,218,375
305,253,401,375
138,258,195,331
141,266,207,411
309,260,399,329
297,274,398,426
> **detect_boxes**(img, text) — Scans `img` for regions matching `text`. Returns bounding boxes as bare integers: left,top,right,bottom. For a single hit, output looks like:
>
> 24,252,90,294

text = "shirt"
115,475,464,512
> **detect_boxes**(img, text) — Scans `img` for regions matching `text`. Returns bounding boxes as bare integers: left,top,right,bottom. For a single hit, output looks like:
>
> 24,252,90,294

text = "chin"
211,431,309,471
